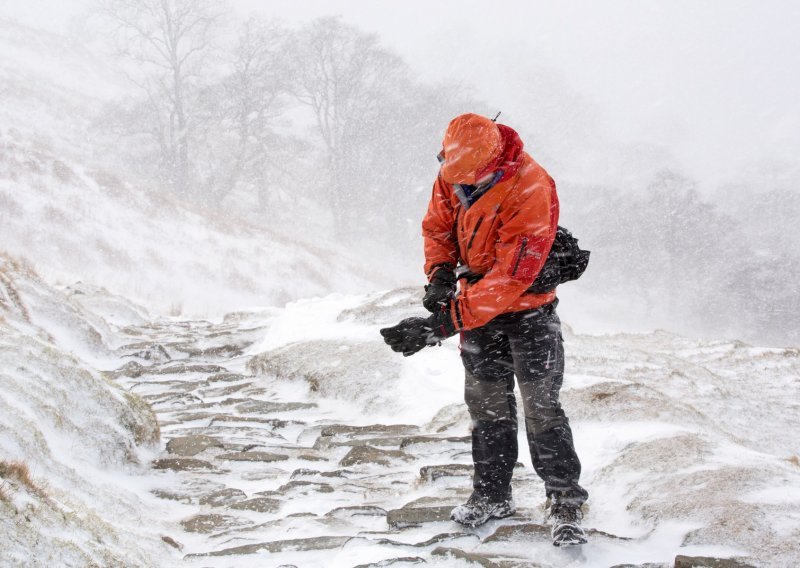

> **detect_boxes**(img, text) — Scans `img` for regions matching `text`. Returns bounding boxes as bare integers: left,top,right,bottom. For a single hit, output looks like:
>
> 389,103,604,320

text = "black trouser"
460,300,588,505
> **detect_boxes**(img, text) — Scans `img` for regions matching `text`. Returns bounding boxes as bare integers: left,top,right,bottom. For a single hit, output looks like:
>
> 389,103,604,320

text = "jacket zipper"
511,237,529,276
454,206,464,260
466,215,484,251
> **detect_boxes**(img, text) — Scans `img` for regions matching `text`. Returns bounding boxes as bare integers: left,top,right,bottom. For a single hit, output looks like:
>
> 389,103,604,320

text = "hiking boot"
548,501,587,546
450,493,516,527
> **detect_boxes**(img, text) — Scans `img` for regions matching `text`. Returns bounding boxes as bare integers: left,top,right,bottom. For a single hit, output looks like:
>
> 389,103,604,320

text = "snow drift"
0,255,166,566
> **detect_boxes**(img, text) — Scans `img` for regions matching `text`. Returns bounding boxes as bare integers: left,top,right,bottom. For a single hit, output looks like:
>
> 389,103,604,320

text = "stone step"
166,435,224,457
152,457,218,472
228,497,282,513
185,536,351,557
180,513,252,534
386,505,455,528
198,488,247,507
216,451,290,463
339,446,414,467
431,546,541,568
352,557,426,568
483,522,632,544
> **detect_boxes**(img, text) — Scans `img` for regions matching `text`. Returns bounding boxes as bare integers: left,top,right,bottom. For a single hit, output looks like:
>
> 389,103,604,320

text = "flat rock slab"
171,411,216,423
217,451,289,463
352,558,426,568
485,522,630,543
371,532,478,549
199,488,247,507
154,363,227,375
229,497,282,513
210,415,286,426
320,424,421,437
188,536,350,557
291,468,355,480
386,505,455,528
152,457,216,471
206,372,249,383
166,435,224,456
199,382,252,397
339,445,413,467
151,489,192,503
180,513,251,534
296,452,329,462
314,435,406,450
277,480,335,494
325,506,388,518
400,436,471,449
235,400,317,414
674,556,757,568
432,546,542,568
420,464,474,482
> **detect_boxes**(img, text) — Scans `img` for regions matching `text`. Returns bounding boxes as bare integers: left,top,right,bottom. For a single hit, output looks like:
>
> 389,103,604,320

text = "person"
380,113,589,547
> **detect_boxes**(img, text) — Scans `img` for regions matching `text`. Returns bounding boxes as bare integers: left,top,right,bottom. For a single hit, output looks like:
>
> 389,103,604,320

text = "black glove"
380,308,457,357
423,264,456,313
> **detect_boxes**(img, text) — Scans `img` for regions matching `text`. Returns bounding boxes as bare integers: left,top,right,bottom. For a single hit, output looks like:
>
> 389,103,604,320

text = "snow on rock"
247,289,465,424
0,255,168,566
64,281,152,328
0,255,116,363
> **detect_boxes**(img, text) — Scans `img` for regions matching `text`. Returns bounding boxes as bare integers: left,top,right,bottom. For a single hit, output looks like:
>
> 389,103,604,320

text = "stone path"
110,317,753,568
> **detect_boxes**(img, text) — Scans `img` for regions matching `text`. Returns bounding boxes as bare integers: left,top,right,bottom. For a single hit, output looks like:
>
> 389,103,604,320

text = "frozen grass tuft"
0,460,46,499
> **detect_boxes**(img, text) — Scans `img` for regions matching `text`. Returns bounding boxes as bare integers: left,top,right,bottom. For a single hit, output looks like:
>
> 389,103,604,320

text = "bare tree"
289,17,412,233
195,18,295,209
101,0,222,196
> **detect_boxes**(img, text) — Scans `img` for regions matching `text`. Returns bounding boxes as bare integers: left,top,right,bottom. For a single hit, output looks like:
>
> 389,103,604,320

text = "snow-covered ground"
2,258,798,567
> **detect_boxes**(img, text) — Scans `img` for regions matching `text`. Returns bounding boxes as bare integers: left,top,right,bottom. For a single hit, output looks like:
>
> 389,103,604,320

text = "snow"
0,257,169,566
2,261,800,566
2,4,799,566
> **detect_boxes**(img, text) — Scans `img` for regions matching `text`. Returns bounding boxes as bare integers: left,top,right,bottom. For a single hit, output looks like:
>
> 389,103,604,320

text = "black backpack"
456,226,590,293
526,226,591,294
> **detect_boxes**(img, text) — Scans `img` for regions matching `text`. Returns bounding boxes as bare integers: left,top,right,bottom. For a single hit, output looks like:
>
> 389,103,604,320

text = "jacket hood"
439,113,524,185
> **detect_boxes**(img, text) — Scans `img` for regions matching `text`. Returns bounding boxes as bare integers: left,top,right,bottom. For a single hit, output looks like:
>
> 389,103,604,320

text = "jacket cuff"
430,304,458,339
427,263,456,285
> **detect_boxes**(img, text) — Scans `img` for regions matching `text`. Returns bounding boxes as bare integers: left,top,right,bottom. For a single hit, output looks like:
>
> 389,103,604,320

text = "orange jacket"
423,118,559,331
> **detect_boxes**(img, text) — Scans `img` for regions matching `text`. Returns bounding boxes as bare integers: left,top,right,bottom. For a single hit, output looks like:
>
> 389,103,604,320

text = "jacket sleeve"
451,177,558,330
422,175,459,280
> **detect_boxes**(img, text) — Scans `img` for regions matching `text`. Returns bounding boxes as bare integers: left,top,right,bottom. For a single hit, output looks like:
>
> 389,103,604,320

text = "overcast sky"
234,0,800,187
8,0,799,188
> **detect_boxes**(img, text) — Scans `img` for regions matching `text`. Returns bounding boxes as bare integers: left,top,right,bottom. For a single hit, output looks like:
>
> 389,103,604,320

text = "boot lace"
548,502,583,524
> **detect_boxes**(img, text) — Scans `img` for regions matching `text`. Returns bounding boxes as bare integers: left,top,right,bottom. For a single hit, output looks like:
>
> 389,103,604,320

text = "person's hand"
380,309,457,357
423,265,456,313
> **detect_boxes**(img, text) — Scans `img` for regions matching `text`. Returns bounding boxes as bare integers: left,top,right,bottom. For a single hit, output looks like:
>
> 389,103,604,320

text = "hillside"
0,255,164,566
0,16,382,317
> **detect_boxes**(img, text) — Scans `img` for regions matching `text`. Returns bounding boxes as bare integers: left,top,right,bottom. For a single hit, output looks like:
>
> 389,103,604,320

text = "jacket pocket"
466,215,484,251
